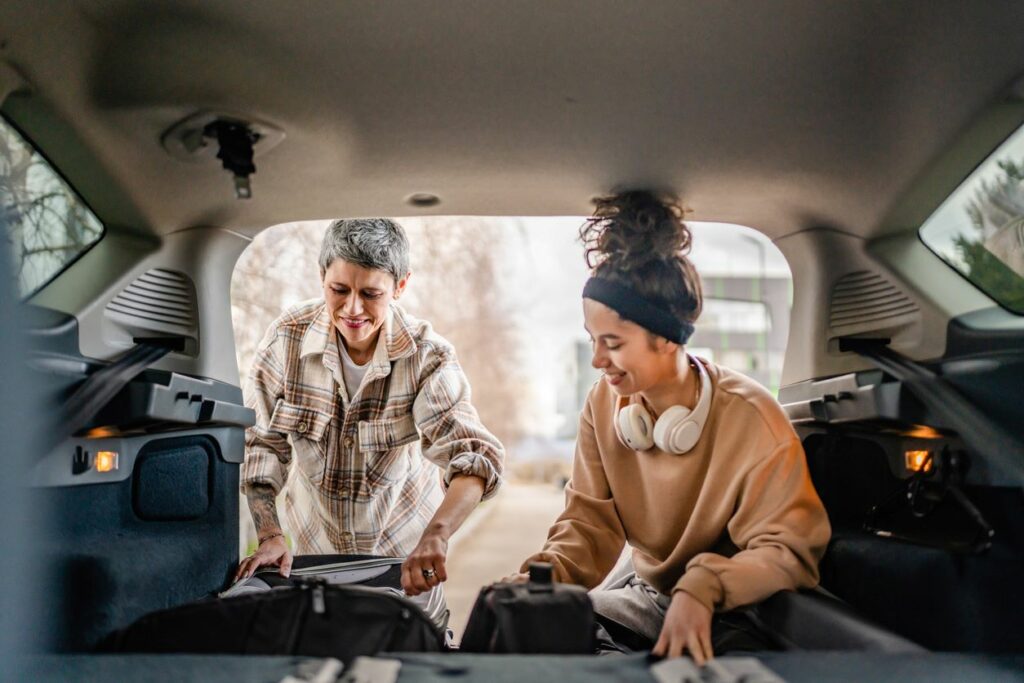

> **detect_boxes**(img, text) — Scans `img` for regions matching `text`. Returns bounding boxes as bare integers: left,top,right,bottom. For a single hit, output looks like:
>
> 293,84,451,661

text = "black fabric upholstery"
39,435,239,652
754,589,924,653
804,433,1024,653
132,440,212,520
804,433,902,529
821,524,1024,653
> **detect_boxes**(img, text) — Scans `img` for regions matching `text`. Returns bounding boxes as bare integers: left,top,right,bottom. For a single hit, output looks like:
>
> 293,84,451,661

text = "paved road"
443,482,566,642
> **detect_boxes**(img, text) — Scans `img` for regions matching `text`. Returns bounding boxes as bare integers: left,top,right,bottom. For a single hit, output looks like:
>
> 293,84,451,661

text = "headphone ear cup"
652,404,692,453
661,420,702,454
617,403,655,451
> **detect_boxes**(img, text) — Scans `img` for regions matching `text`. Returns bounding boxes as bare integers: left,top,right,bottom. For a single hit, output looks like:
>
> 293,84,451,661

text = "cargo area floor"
19,652,1024,682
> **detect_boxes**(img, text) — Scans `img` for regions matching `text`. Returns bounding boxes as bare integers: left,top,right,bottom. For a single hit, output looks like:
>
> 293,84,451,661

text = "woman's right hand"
500,572,529,584
235,534,293,581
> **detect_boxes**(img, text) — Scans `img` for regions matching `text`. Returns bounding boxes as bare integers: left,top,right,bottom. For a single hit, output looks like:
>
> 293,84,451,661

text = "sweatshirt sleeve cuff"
519,553,570,582
673,565,724,612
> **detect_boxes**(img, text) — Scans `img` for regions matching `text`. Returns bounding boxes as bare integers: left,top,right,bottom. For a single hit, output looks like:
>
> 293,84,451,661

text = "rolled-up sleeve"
240,328,291,495
412,348,505,499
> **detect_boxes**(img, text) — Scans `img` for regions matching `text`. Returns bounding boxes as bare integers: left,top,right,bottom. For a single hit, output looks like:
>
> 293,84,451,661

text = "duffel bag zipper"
311,583,326,615
296,576,328,616
289,581,445,652
285,578,329,653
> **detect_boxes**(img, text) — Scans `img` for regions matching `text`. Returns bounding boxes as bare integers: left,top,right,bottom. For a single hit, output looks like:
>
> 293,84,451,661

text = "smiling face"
584,298,679,397
322,259,408,361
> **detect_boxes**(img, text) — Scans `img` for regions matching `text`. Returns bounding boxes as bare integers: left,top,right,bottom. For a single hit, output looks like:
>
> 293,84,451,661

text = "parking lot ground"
443,481,566,643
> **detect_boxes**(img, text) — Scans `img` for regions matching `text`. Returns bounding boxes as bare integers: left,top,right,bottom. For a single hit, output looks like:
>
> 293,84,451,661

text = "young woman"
237,218,504,605
517,191,830,662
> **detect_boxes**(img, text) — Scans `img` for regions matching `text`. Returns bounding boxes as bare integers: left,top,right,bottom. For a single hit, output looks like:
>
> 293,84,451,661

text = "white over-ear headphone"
614,354,712,454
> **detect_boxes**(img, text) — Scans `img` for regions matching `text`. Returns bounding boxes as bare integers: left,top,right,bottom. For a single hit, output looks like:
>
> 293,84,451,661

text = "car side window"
0,115,104,298
919,122,1024,314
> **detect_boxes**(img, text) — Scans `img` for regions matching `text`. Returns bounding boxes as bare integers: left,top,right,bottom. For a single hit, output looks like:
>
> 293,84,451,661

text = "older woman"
236,218,504,601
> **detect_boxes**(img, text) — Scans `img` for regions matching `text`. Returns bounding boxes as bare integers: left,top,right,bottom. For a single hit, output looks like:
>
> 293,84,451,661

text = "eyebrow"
585,327,621,341
328,283,383,292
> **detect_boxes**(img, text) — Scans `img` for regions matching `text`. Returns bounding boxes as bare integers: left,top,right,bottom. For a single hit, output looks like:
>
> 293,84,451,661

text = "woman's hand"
652,590,714,664
402,526,449,596
235,534,293,581
401,474,486,595
500,572,529,584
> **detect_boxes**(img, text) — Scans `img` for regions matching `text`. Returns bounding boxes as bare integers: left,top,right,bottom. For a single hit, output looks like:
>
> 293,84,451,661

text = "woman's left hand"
652,590,714,664
402,526,449,596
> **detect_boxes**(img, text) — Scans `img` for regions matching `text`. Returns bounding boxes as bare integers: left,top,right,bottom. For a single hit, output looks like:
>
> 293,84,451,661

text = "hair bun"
581,190,691,270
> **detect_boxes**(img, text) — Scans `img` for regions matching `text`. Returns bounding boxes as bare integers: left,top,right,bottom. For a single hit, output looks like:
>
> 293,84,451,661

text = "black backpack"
460,562,596,654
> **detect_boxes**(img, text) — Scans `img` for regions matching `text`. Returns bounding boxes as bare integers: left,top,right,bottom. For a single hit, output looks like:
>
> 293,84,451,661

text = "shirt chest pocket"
358,415,419,489
269,401,332,486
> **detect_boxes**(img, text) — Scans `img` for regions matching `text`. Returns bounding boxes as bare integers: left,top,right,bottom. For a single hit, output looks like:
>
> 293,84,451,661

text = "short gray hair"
318,218,410,283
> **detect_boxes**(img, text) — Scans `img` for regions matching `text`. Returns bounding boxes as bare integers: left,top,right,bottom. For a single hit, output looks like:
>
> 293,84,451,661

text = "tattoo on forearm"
247,484,281,536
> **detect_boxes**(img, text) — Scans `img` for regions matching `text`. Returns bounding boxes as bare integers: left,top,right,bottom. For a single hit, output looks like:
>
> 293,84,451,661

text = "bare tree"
0,121,102,297
966,159,1024,277
402,216,532,448
231,221,323,376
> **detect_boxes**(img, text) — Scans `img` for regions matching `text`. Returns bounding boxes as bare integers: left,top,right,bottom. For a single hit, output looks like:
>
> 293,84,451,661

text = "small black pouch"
460,562,596,654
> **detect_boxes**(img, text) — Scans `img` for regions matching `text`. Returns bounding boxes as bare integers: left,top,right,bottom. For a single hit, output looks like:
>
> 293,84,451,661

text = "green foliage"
954,235,1024,313
953,151,1024,313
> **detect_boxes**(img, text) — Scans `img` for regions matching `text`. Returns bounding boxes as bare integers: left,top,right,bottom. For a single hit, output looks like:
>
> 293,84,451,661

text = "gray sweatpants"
589,571,779,654
590,572,672,643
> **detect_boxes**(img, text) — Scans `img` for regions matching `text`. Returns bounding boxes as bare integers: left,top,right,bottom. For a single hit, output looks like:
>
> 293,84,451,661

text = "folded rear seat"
753,587,925,653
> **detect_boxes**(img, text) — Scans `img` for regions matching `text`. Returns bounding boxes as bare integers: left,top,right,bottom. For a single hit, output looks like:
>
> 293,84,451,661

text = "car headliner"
1,1,1024,239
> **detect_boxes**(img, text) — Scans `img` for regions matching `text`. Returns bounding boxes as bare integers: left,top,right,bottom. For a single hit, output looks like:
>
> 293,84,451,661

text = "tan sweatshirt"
522,358,831,612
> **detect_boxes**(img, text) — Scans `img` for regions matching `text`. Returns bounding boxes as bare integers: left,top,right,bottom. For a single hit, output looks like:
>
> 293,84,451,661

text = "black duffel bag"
103,577,446,664
460,562,595,654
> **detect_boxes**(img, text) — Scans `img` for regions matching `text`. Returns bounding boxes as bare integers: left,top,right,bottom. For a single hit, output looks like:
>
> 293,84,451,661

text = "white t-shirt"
337,338,371,399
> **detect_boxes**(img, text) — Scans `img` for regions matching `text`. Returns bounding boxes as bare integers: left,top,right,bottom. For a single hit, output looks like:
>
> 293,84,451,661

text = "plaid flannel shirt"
241,300,504,556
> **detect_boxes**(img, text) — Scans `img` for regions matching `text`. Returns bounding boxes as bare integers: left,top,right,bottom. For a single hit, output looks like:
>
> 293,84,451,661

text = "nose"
591,346,609,370
343,295,363,317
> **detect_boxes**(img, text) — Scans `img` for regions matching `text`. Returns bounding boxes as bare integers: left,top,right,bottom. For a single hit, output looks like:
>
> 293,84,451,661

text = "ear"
393,271,411,299
658,337,679,355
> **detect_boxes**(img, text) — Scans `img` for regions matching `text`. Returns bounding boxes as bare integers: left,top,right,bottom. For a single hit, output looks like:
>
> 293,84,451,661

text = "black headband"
583,277,695,345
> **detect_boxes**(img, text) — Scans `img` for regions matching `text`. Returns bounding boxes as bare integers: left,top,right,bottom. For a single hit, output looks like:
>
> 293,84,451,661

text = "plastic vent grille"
105,268,198,333
828,271,918,333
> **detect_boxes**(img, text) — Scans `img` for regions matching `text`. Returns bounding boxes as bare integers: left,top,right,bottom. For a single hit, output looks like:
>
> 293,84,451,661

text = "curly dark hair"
579,190,703,331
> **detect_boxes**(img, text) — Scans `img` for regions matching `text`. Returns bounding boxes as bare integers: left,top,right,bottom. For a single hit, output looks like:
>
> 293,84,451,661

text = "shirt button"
297,422,308,434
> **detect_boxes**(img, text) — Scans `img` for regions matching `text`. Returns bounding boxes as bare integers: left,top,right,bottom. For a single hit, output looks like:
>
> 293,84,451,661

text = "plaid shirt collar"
298,302,418,382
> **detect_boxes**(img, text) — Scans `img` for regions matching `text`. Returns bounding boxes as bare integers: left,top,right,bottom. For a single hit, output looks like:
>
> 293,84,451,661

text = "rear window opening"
230,216,791,638
920,121,1024,314
0,114,104,298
